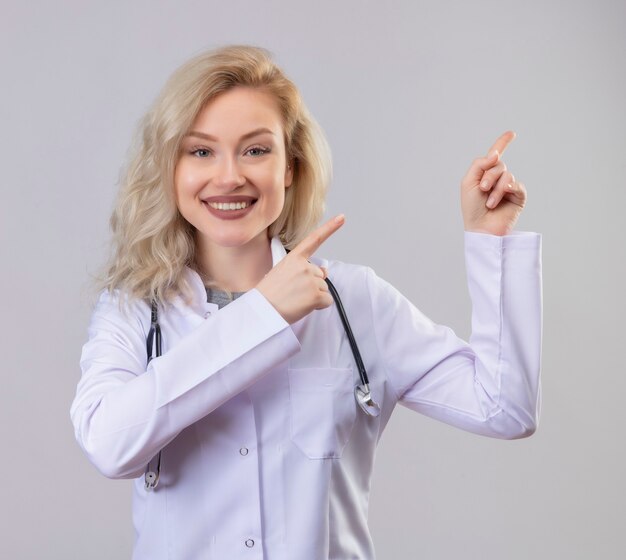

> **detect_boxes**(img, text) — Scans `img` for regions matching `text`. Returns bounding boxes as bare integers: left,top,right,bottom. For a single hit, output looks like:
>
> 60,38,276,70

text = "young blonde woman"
71,45,542,559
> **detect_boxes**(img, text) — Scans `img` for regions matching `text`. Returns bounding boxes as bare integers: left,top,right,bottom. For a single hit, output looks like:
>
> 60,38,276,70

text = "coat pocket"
288,367,357,459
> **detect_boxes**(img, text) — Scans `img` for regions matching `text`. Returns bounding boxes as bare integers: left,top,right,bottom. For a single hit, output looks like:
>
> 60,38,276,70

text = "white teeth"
207,201,251,210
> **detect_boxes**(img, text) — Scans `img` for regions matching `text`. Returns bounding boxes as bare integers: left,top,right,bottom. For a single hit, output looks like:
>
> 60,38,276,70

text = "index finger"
487,130,516,157
291,214,345,259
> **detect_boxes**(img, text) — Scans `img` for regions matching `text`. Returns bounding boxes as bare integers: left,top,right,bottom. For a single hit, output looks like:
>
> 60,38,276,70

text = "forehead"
192,87,284,133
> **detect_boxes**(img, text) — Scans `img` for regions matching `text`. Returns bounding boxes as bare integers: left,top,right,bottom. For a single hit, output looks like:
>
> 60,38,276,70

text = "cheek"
259,166,289,193
174,163,200,198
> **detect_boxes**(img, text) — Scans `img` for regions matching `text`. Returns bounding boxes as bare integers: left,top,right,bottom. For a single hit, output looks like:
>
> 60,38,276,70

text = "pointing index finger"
291,214,345,259
487,130,516,157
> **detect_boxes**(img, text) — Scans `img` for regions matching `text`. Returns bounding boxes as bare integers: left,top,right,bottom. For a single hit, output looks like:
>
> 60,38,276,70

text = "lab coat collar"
175,236,287,316
270,235,287,266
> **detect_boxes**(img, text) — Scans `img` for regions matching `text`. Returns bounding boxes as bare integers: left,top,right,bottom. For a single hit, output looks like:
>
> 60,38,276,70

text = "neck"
195,232,273,293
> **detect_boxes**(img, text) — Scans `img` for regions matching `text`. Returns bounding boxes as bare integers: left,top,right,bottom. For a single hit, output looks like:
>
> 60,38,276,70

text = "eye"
190,147,211,158
246,146,271,157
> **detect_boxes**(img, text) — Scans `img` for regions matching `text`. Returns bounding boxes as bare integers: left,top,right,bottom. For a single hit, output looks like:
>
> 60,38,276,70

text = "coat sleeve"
366,230,542,439
70,288,301,479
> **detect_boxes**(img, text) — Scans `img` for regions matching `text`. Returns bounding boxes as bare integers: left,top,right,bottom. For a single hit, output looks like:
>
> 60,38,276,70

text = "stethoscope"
144,269,380,491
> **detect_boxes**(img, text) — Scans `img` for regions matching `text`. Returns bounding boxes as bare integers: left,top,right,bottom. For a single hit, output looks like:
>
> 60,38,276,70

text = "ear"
284,161,294,188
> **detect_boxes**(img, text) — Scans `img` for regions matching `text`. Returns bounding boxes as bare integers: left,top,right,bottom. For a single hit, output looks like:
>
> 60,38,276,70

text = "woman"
71,45,542,559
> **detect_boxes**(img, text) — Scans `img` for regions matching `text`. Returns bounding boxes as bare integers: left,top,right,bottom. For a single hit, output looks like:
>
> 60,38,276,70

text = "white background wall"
1,0,624,557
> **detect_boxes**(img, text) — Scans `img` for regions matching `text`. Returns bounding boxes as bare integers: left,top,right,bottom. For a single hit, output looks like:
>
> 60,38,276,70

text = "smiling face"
174,86,293,254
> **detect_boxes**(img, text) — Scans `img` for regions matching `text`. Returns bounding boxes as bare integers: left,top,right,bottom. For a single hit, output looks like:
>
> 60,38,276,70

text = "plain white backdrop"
1,0,625,558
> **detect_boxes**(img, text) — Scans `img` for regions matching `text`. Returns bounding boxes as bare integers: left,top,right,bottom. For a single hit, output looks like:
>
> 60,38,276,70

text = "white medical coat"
71,230,543,560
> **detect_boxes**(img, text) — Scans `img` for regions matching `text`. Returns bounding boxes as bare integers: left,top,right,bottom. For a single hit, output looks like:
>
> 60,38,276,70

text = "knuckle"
494,170,510,186
487,163,503,176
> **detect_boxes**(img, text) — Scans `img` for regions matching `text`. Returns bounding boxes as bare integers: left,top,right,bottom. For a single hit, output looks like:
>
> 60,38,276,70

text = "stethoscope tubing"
324,277,369,387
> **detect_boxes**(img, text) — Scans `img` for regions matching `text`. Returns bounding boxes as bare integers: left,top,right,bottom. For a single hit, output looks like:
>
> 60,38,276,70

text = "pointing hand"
460,131,527,236
256,215,345,324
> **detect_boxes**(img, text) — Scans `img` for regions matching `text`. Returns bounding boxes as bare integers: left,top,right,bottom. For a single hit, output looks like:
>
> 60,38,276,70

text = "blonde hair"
95,44,332,310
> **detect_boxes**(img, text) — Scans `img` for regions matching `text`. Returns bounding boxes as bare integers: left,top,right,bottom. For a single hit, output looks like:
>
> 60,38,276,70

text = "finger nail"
335,214,345,223
481,180,489,190
487,196,496,208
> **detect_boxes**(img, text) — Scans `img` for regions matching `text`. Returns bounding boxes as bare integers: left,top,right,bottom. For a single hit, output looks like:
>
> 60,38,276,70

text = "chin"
201,228,270,249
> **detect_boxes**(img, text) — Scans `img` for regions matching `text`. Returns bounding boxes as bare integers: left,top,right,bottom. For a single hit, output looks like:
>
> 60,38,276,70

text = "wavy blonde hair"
95,45,332,310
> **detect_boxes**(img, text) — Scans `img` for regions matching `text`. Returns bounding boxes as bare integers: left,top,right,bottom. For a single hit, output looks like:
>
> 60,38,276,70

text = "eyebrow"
184,127,276,142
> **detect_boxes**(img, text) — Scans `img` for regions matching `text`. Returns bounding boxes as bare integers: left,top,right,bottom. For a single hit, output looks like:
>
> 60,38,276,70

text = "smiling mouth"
207,200,254,211
202,197,258,220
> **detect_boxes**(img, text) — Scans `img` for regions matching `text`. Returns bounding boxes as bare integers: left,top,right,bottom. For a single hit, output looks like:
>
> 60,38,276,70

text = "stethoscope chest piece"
355,383,381,417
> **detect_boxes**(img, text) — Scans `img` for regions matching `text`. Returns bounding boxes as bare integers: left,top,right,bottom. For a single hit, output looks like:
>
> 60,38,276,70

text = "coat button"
204,311,211,318
239,447,249,456
245,538,255,548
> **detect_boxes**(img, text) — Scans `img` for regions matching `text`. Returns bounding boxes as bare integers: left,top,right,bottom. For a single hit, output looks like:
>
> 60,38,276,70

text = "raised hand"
256,215,345,324
460,131,527,236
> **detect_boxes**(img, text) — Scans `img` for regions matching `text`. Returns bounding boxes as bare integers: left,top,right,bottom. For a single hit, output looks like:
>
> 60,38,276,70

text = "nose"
213,155,245,190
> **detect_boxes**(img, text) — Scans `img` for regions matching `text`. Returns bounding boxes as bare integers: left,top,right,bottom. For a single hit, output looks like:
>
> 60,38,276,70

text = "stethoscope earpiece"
144,470,159,491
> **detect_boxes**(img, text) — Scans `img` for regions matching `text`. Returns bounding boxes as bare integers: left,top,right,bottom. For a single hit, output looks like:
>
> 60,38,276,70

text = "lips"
202,195,258,220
